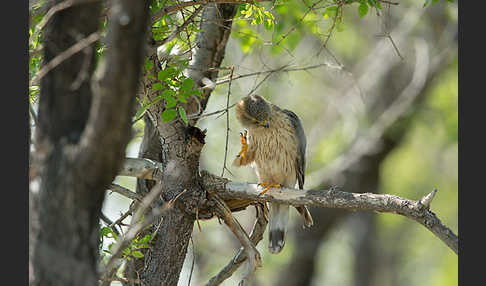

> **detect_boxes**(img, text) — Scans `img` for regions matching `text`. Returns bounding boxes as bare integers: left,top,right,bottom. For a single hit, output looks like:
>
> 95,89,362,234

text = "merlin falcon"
233,94,313,254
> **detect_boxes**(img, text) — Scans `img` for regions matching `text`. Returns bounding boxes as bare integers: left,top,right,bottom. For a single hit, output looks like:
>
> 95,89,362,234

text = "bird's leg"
257,182,281,196
237,130,248,159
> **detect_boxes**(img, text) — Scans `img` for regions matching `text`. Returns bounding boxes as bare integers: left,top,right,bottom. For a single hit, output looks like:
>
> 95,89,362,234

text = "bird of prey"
232,94,313,254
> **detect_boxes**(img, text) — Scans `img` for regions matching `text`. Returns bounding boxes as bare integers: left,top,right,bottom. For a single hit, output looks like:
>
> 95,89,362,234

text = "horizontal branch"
116,158,458,254
201,171,459,254
118,157,164,180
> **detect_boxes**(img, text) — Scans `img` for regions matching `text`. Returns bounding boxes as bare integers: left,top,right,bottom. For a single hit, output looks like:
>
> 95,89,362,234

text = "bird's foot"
257,182,281,196
237,130,248,159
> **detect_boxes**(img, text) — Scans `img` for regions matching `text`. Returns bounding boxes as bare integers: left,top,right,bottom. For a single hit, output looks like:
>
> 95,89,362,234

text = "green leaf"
178,107,188,124
180,78,194,91
264,11,274,20
367,0,381,8
178,94,188,103
358,3,369,18
162,89,177,108
132,250,144,258
158,67,177,81
134,95,164,119
161,108,177,122
139,234,152,243
192,89,203,99
152,82,164,90
101,226,112,237
122,248,130,256
145,59,154,73
264,19,274,30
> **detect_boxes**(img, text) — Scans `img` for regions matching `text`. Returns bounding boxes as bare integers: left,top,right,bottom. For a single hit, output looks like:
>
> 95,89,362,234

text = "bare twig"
274,0,328,46
221,66,235,177
118,157,164,180
246,63,289,95
373,0,404,60
69,31,94,90
214,62,342,86
210,194,262,285
110,202,137,229
108,183,143,202
187,103,237,120
100,183,169,277
30,31,101,87
100,276,141,284
153,5,204,48
100,212,121,236
151,0,272,23
206,204,268,286
377,0,399,5
322,4,341,48
34,0,99,32
419,189,437,208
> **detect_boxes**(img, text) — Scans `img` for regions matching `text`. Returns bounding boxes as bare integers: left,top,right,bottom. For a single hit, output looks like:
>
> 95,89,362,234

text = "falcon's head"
235,94,271,129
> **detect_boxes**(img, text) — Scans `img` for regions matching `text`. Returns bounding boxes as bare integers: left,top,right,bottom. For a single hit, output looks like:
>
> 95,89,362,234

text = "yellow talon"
257,182,281,196
237,130,248,159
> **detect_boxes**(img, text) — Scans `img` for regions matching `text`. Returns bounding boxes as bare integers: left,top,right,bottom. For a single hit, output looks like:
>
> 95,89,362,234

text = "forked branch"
116,160,458,255
206,203,268,286
203,173,458,255
210,194,263,285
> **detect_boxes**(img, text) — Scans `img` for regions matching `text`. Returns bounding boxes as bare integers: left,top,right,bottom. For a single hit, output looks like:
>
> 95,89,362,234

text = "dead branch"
108,183,143,202
118,157,164,180
206,203,268,286
204,174,458,255
116,159,458,255
210,194,262,285
221,66,235,177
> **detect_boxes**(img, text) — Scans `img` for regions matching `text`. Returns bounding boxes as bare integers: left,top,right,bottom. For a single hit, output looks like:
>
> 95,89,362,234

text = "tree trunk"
31,0,150,285
137,4,238,285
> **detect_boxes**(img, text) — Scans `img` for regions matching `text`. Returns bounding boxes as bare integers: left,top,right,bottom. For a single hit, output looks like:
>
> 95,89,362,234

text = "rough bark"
31,0,150,285
135,4,239,286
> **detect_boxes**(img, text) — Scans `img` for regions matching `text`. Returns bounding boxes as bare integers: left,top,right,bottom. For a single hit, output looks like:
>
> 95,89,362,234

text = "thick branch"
118,157,164,180
116,159,458,254
208,178,458,254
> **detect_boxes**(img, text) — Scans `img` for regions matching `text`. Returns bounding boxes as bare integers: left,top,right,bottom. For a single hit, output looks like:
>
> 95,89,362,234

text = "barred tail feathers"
268,202,289,254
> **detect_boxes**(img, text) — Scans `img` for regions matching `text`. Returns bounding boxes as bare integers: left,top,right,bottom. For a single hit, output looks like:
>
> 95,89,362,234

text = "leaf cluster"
100,226,154,260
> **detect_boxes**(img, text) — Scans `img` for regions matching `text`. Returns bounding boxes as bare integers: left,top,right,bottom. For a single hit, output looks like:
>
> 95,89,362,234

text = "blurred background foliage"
30,0,457,285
